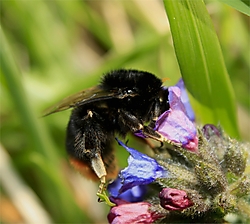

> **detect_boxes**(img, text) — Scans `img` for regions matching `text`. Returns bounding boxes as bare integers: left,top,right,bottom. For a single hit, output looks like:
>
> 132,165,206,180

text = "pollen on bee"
139,124,144,130
87,110,93,117
162,77,170,83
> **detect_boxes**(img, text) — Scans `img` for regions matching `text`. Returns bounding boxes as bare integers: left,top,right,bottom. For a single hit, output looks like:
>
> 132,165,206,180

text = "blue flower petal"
116,139,169,193
108,176,147,202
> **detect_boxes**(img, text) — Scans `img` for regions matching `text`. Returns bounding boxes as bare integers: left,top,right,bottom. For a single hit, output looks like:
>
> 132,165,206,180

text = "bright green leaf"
163,0,239,138
215,0,250,16
0,26,89,222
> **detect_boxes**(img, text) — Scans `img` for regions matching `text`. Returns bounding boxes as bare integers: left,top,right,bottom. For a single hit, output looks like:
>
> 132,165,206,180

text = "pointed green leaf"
216,0,250,16
163,0,239,138
0,26,88,222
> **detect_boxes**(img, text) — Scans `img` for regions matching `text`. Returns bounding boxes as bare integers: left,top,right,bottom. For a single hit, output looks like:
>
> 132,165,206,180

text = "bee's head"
101,69,163,98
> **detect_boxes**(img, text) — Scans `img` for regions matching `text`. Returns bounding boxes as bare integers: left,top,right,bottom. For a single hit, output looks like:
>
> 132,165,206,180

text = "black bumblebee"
44,69,169,196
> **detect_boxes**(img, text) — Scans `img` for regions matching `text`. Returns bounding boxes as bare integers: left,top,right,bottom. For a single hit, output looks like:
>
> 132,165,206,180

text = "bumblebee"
44,69,169,198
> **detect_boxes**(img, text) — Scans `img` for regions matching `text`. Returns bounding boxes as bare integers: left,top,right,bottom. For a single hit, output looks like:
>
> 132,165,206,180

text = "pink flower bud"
159,188,193,211
107,201,162,224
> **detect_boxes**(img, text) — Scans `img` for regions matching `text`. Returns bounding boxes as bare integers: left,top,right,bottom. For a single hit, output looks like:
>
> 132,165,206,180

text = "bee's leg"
118,110,145,132
142,126,165,142
143,126,182,148
119,110,179,146
118,110,164,141
92,153,116,206
91,152,107,194
67,109,116,206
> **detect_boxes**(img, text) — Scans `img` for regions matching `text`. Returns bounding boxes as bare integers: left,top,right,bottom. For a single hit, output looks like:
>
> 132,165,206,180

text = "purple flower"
115,139,169,193
159,188,193,211
133,79,198,151
154,86,198,152
107,200,162,224
108,176,147,202
176,79,195,122
155,109,198,152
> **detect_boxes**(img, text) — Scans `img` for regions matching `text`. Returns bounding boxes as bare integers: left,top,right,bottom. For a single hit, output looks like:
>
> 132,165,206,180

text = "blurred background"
0,0,249,223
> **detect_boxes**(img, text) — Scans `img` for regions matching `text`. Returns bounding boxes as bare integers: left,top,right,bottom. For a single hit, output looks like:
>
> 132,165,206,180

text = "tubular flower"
176,79,195,122
114,139,169,193
108,176,147,202
159,188,193,211
134,79,198,152
154,86,198,152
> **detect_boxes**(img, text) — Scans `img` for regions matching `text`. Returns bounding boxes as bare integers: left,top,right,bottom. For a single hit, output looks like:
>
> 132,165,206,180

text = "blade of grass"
0,26,57,161
0,26,89,222
163,0,239,138
0,145,52,224
216,0,250,16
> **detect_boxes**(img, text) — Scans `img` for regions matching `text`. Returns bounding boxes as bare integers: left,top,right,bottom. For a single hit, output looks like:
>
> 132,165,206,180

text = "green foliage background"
0,0,249,223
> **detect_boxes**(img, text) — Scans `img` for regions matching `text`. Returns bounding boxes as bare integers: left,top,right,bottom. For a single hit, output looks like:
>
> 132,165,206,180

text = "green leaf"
0,26,57,161
216,0,250,16
163,0,239,138
0,26,89,222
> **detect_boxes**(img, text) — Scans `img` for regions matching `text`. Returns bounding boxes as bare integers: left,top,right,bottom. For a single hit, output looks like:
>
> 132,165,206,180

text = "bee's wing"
43,85,121,116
